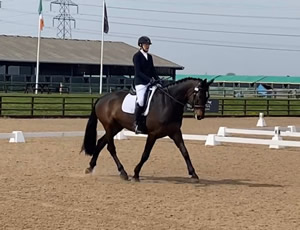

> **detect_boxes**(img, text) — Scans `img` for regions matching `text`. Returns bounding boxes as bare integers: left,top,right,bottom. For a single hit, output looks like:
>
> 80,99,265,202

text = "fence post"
244,99,247,116
31,96,34,117
62,97,65,117
267,99,270,116
288,100,290,116
221,99,224,115
0,96,2,116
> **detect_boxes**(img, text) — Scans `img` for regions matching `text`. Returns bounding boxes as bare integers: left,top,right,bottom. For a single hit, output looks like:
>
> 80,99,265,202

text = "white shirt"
140,49,148,60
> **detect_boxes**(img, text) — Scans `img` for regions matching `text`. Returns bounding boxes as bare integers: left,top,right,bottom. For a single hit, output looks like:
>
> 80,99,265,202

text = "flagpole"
99,0,105,94
35,17,42,95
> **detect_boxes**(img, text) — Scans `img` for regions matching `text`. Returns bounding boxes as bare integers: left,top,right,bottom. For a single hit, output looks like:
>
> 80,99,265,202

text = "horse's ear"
207,79,214,86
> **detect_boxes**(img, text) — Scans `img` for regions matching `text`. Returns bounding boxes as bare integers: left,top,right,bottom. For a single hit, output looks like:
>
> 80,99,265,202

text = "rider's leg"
135,84,147,134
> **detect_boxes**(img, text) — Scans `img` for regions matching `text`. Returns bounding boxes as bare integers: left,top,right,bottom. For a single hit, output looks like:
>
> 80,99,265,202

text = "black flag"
104,2,109,33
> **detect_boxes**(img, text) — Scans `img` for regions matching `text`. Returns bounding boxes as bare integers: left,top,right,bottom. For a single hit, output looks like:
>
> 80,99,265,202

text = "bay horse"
81,78,213,181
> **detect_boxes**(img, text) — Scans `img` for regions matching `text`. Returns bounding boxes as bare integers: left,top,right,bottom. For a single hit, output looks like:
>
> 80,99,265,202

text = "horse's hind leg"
106,128,129,180
85,135,107,174
169,130,199,180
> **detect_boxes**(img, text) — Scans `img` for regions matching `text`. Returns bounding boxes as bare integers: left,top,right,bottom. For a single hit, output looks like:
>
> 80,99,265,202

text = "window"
0,65,5,74
8,66,19,75
20,66,31,75
224,83,234,87
240,83,249,88
273,84,282,89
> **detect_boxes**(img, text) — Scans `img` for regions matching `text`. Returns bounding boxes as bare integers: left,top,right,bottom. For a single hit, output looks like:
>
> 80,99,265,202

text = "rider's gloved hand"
156,79,163,88
149,78,156,85
150,78,163,87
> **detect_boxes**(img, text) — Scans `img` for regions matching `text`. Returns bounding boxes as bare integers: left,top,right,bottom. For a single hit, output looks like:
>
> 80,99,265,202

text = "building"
0,35,183,93
177,74,300,98
176,74,300,89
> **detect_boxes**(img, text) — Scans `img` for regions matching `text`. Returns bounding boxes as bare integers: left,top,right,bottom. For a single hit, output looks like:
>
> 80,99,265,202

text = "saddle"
121,85,157,116
129,84,153,115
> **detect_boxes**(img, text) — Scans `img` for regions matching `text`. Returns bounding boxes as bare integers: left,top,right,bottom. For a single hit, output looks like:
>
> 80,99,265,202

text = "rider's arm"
149,55,159,80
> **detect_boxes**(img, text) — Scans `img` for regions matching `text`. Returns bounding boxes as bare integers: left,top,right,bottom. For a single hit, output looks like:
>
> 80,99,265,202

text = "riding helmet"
138,36,152,46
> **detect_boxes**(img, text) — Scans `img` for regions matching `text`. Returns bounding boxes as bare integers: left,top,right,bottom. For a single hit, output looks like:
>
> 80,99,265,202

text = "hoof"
132,176,140,182
85,167,93,174
120,172,129,181
190,175,200,183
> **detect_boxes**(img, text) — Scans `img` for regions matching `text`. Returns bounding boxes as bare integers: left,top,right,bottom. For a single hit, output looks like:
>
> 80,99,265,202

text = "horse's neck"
168,82,195,103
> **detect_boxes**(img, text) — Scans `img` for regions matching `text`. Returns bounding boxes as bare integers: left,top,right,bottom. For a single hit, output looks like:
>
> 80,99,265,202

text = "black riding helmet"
138,36,152,47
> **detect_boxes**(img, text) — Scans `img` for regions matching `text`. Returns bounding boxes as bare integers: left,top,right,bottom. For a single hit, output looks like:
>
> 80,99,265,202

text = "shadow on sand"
139,176,284,188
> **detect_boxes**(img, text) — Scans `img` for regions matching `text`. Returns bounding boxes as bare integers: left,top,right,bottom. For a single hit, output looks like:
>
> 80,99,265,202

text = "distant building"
176,74,300,89
0,35,183,93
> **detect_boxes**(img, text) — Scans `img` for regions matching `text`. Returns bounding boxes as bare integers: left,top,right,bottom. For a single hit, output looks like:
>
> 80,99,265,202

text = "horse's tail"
81,100,99,156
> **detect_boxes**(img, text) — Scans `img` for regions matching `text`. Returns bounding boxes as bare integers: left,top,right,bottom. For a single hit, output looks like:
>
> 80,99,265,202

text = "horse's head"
188,79,213,120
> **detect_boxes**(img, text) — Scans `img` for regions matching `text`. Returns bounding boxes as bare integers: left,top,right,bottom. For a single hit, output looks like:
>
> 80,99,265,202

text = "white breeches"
136,84,149,107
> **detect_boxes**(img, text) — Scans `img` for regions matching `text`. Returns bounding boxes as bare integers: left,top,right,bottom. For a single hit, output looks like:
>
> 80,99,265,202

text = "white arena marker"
269,127,284,149
217,127,227,137
114,130,128,140
9,131,25,143
205,134,220,146
288,125,297,132
256,112,267,127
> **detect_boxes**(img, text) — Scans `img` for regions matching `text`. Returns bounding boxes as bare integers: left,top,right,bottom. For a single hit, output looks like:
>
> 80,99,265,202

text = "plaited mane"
165,77,203,88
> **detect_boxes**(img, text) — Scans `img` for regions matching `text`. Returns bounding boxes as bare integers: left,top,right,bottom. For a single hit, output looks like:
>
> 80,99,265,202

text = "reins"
156,86,185,106
156,85,200,108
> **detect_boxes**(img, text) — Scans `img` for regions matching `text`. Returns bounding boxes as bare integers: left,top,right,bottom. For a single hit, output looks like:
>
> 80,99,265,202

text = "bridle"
190,84,208,110
157,82,208,109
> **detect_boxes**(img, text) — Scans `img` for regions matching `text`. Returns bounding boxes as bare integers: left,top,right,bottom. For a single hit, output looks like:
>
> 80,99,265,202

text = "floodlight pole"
35,17,42,94
99,0,105,94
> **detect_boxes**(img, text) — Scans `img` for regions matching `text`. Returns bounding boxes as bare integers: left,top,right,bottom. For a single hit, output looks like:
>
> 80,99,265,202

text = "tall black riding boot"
134,104,144,134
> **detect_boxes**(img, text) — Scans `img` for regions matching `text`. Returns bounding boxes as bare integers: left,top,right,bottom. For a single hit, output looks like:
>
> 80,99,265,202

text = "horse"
81,78,213,181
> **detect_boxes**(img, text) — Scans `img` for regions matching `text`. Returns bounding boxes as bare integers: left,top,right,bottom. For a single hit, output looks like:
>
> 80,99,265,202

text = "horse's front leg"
169,130,199,180
133,135,157,182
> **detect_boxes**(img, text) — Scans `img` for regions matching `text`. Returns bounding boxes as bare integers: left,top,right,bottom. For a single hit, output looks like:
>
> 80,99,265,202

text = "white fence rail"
218,126,300,138
2,126,300,149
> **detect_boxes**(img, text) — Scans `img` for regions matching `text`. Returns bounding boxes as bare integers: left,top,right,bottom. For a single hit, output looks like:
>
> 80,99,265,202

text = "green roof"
176,74,300,84
215,75,264,83
258,76,300,84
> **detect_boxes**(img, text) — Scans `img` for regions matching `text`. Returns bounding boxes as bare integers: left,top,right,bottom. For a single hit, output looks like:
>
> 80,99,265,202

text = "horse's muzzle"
195,114,203,120
194,108,205,120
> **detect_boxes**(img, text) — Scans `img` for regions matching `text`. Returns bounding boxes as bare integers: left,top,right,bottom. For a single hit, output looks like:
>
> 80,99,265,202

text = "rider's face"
142,43,150,52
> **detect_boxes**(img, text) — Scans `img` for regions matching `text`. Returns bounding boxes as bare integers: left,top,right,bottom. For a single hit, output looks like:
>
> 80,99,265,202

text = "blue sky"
1,0,300,76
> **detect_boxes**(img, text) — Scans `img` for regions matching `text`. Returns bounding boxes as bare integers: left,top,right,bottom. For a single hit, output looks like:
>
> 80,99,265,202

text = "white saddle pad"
121,86,157,116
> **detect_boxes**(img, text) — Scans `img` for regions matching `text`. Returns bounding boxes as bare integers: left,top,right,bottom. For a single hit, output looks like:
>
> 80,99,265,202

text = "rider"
133,36,161,134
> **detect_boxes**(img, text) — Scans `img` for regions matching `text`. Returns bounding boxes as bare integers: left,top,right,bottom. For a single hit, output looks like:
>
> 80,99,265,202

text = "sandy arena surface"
0,117,300,230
